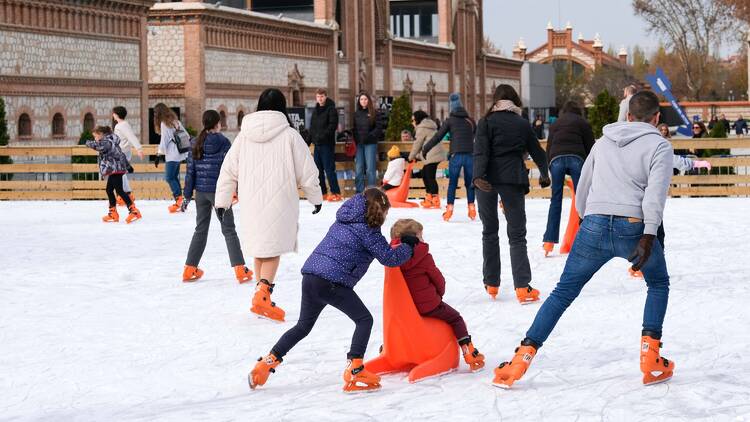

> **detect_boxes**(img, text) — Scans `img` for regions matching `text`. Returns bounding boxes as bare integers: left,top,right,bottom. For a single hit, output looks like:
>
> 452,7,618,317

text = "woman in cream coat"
215,88,323,322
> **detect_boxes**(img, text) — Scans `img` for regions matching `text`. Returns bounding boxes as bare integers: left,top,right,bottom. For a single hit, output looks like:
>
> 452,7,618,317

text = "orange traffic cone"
364,267,459,382
384,162,418,208
559,179,580,254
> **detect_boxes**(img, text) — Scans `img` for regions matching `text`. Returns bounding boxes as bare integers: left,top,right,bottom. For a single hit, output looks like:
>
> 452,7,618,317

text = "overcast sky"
483,0,738,58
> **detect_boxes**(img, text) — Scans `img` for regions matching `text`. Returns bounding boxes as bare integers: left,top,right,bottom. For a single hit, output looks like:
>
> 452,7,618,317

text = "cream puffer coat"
215,111,323,257
409,118,445,165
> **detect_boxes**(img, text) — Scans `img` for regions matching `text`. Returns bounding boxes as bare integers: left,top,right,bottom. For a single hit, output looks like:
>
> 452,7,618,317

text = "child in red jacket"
390,218,485,371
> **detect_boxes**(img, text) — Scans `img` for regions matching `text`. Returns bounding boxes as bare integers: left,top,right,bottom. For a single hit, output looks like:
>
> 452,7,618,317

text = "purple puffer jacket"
301,194,413,288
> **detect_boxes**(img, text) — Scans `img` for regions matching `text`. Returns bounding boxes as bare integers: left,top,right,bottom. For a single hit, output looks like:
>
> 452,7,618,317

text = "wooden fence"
1,138,749,200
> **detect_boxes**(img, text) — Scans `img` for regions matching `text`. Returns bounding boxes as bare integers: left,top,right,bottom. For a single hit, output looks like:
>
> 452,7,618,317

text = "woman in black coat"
473,84,550,304
352,91,384,193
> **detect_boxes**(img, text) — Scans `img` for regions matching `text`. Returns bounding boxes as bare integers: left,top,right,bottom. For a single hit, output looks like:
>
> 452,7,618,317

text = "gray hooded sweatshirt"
576,121,673,236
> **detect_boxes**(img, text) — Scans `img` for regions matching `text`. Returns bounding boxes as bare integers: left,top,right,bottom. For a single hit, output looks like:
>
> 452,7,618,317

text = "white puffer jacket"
215,111,323,257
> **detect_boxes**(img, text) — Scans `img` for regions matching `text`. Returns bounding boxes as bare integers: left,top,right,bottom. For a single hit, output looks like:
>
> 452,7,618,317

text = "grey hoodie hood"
602,121,662,147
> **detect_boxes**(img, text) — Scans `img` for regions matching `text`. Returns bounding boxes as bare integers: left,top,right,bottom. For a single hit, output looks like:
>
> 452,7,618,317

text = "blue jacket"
184,132,232,198
301,194,413,288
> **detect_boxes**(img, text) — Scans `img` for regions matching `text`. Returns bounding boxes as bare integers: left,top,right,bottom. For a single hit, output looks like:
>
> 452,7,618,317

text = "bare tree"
633,0,739,99
483,35,504,56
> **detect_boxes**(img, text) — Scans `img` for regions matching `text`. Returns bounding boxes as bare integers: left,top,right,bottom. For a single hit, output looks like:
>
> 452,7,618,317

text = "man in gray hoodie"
492,91,676,389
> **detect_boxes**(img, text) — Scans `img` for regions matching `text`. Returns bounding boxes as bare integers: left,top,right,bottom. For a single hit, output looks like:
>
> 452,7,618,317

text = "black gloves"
473,177,493,192
628,234,656,271
180,198,191,212
154,155,160,168
312,204,322,215
400,235,420,248
216,207,226,222
539,174,551,188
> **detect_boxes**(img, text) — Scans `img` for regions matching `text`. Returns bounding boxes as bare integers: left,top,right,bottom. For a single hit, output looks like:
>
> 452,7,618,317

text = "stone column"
182,22,205,130
314,0,334,25
139,14,149,143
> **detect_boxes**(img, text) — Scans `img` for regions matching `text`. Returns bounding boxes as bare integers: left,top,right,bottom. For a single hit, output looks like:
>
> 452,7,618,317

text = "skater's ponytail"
364,188,390,228
194,110,221,160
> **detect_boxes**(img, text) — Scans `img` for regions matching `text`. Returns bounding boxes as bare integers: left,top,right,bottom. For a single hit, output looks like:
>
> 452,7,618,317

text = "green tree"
706,120,730,157
0,98,12,181
72,130,98,181
384,93,412,142
587,90,619,138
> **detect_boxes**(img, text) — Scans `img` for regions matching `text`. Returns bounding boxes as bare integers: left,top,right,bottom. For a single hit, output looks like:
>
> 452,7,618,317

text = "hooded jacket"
309,98,338,146
423,107,475,155
184,132,232,198
395,241,445,314
546,111,595,163
301,194,413,288
409,118,445,165
576,121,673,235
215,110,323,257
85,133,130,177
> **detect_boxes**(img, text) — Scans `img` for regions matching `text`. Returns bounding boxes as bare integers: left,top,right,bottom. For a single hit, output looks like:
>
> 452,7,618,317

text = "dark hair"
92,125,112,135
153,103,178,134
257,88,292,127
486,84,522,118
562,101,582,116
413,110,429,125
112,106,127,120
315,88,327,95
193,110,221,160
628,91,660,122
692,121,707,138
357,91,376,126
364,188,390,228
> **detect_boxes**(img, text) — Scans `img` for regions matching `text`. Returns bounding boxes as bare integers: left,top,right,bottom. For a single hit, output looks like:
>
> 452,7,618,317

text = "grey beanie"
449,93,463,112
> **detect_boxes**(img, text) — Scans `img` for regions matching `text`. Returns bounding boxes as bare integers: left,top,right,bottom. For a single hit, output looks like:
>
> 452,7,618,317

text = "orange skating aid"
168,195,184,213
640,335,675,385
234,265,253,283
442,204,454,222
543,242,554,257
516,286,540,304
384,161,418,208
485,285,499,300
182,265,204,282
343,358,381,393
251,279,286,322
125,205,141,224
468,203,477,220
461,342,485,372
364,268,459,383
249,353,281,390
492,344,537,388
559,179,579,254
102,207,119,223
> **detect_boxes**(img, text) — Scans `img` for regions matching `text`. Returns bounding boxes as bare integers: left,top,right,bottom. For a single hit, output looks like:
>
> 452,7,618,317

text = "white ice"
1,198,749,421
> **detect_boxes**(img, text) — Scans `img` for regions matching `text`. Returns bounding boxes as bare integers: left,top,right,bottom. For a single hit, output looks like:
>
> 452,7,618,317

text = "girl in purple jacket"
249,188,417,393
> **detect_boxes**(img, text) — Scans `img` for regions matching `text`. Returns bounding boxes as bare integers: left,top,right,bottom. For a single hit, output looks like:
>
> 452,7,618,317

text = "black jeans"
272,274,374,360
422,162,439,195
477,183,532,288
106,173,132,208
185,191,245,267
314,143,340,195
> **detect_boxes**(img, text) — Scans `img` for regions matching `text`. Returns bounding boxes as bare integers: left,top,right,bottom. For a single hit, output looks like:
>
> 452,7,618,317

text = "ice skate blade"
519,300,540,306
343,382,381,393
468,365,485,374
492,381,513,389
643,372,672,385
252,312,285,323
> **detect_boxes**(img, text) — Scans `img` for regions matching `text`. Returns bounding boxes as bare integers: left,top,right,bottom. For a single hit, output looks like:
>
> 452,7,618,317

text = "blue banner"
646,67,692,136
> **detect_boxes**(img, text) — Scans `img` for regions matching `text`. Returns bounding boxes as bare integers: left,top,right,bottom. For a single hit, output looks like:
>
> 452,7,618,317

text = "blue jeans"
164,161,182,198
314,143,340,195
543,155,583,243
355,143,378,193
447,153,474,204
526,215,670,347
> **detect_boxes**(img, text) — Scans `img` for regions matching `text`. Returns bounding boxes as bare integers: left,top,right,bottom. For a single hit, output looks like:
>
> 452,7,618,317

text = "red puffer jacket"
394,240,445,314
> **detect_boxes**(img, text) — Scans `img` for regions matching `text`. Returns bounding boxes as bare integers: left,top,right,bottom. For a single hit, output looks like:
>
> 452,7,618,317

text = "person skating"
215,88,323,322
422,93,476,221
408,110,445,209
180,110,252,284
473,84,550,303
249,189,416,393
85,126,141,224
390,218,485,372
493,90,675,389
310,88,342,202
153,103,188,213
382,146,405,191
112,106,143,207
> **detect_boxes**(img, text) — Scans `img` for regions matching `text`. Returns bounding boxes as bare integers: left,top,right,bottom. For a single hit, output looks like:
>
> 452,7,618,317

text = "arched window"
52,113,65,138
83,113,95,132
219,110,227,130
18,113,32,139
237,110,245,128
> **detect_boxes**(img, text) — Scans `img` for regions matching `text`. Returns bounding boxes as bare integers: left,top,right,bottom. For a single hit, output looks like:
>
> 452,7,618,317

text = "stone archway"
288,64,306,107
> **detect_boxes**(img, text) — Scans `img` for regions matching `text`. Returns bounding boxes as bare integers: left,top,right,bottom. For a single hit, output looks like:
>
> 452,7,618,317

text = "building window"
390,1,438,42
18,114,32,140
219,110,227,130
237,110,245,128
203,0,247,8
252,0,314,21
83,113,95,132
52,113,65,138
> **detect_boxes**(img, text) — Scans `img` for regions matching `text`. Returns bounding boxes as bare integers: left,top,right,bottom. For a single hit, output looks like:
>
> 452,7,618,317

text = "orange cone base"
385,162,418,208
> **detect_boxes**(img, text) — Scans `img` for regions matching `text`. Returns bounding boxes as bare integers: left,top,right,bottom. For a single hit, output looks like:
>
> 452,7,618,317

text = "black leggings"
106,174,132,208
272,274,374,360
423,162,439,195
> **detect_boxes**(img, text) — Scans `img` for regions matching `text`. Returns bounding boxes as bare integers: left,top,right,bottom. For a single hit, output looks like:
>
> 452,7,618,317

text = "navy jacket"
301,194,412,288
184,132,232,198
423,106,476,155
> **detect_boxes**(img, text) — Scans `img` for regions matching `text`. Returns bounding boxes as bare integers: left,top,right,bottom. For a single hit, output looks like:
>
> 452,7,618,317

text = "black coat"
545,112,595,163
473,110,549,191
423,106,475,156
353,107,384,145
309,98,338,146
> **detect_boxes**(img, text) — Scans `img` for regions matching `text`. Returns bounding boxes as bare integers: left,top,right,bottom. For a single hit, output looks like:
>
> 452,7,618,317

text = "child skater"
180,110,253,284
249,188,418,393
382,146,406,191
86,126,141,224
390,218,485,371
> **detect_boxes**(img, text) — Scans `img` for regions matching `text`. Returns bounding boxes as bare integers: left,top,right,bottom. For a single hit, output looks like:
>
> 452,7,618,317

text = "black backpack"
171,123,191,154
